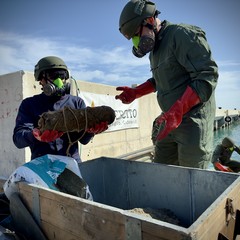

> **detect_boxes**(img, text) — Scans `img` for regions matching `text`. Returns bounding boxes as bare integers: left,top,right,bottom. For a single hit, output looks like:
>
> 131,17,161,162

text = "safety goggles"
44,69,68,81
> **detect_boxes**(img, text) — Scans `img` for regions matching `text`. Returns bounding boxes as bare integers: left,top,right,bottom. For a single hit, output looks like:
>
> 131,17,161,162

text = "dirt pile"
129,207,181,226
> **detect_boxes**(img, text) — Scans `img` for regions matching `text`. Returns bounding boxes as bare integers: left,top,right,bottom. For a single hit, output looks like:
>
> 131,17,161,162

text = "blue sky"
0,0,239,109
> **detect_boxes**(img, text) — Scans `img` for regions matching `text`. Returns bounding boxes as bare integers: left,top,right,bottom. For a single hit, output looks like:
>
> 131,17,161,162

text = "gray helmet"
222,137,235,148
34,56,69,81
119,0,157,40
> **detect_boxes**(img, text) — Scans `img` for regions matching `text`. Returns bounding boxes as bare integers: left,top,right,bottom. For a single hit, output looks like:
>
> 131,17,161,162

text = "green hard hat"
119,0,157,40
34,56,69,81
222,137,234,148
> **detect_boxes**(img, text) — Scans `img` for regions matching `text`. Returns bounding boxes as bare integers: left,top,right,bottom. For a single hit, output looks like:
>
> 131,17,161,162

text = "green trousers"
152,114,213,169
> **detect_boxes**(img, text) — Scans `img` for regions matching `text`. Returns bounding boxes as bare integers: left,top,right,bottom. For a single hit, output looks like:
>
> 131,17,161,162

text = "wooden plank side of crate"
18,182,192,240
39,221,86,240
0,179,6,193
122,211,189,240
18,182,126,240
189,177,240,240
141,219,189,240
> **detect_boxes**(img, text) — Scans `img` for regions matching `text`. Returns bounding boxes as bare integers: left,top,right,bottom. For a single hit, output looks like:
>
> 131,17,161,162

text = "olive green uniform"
212,144,240,172
149,21,218,168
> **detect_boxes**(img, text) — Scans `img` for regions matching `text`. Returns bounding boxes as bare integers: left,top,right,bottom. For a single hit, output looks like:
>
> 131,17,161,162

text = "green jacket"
212,144,240,164
149,20,218,113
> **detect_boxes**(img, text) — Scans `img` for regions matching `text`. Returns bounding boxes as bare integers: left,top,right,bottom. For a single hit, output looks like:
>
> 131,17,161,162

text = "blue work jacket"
13,93,94,162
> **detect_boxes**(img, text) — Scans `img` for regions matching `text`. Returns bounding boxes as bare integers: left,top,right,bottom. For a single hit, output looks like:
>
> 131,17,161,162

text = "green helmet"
34,56,69,81
119,0,157,40
222,137,235,148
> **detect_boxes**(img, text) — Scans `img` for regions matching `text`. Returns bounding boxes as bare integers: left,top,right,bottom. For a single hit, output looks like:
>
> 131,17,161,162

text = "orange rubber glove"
87,122,108,134
156,86,201,140
115,80,155,104
33,128,64,142
214,162,233,172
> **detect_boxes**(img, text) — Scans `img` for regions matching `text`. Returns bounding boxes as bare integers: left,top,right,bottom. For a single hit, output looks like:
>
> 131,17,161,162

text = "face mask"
132,34,155,58
43,78,70,96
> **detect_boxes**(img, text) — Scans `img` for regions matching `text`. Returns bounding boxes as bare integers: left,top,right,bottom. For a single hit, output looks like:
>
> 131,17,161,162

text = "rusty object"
37,105,116,133
218,198,240,240
225,198,235,226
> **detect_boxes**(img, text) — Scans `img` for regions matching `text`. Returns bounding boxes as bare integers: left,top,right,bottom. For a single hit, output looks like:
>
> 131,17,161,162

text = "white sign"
80,91,139,132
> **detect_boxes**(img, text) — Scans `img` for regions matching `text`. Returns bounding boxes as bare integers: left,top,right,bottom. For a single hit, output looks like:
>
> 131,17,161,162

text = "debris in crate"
56,168,92,200
128,207,181,226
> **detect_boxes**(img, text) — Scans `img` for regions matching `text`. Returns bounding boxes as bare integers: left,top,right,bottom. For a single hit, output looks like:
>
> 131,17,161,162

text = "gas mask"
43,78,70,96
132,35,155,58
131,20,156,58
42,70,70,96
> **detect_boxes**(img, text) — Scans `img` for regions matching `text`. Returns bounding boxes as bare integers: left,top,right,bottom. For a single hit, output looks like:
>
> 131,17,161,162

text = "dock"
214,108,240,130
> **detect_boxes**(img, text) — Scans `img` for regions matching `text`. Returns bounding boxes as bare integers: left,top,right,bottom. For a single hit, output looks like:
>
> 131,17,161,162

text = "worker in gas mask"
13,56,108,163
115,0,218,169
212,137,240,172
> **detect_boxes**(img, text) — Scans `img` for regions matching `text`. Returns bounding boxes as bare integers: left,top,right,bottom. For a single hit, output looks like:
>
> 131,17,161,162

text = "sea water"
208,121,240,169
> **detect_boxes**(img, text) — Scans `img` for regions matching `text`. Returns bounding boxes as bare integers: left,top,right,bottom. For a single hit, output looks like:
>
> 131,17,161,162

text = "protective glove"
87,122,108,134
115,80,155,104
33,128,64,142
214,162,233,172
156,86,201,140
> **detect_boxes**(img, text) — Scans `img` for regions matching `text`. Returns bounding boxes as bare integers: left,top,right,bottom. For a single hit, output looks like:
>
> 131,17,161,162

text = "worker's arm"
211,145,233,172
32,129,63,142
213,162,233,172
13,103,39,148
115,80,155,104
234,145,240,155
156,86,200,140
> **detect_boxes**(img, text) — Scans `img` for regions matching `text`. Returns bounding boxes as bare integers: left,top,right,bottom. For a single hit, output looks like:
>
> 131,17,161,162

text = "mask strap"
71,76,81,97
143,22,154,30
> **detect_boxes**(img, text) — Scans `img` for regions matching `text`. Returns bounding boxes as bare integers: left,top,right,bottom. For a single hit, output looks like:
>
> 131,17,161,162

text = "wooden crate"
16,157,240,240
0,179,6,193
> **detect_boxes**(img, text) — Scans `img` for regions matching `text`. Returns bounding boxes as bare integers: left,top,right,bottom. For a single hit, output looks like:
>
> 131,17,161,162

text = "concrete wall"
0,71,160,178
0,71,43,178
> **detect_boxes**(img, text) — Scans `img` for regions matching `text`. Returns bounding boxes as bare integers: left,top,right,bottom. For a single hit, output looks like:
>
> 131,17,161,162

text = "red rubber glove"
156,86,201,140
87,122,108,134
214,162,233,172
33,128,64,142
115,80,155,104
